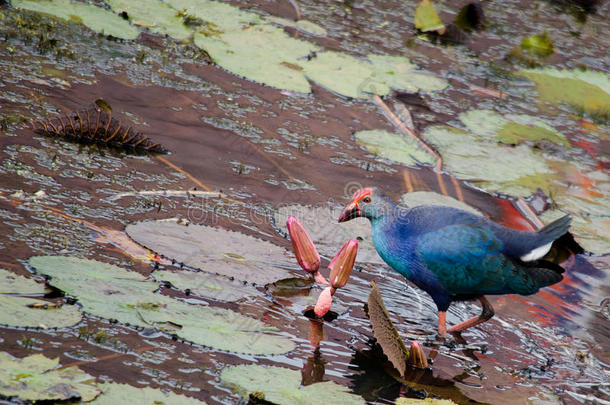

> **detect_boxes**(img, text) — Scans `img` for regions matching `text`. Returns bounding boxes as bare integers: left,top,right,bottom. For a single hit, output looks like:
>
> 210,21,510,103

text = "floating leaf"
367,281,409,377
0,268,82,328
106,0,192,40
355,129,438,167
414,0,446,34
267,16,327,36
29,256,295,354
517,68,610,115
126,220,297,285
396,398,457,405
400,191,483,216
540,210,609,255
521,33,554,58
151,269,260,302
274,204,384,264
89,383,206,404
221,364,365,405
0,352,99,402
12,0,140,40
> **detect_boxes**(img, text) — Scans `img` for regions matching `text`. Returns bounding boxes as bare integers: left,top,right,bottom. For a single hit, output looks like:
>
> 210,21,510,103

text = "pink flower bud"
286,216,321,274
314,287,333,317
409,341,428,368
329,239,358,289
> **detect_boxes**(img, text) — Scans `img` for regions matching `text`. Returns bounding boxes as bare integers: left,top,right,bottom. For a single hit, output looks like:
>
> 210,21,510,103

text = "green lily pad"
267,16,327,37
423,125,553,196
29,256,295,354
221,364,365,405
302,52,447,98
106,0,192,40
355,129,438,167
517,68,610,115
459,109,568,146
126,219,297,285
273,204,384,264
400,191,483,216
414,0,445,33
521,33,554,58
12,0,140,40
194,24,315,93
152,269,261,302
89,383,206,404
0,268,82,328
0,352,100,402
396,398,457,405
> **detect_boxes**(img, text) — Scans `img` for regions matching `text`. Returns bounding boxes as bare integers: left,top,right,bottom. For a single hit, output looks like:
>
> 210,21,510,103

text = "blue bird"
338,187,572,337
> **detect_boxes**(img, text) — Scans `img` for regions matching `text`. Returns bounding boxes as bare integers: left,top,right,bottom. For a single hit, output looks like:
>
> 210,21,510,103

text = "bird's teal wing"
415,224,543,295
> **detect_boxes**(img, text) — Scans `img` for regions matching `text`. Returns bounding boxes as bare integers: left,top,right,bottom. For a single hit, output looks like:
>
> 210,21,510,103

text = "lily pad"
0,352,100,402
106,0,192,40
126,219,297,285
274,204,384,264
414,0,445,34
29,256,295,354
152,269,260,302
423,125,553,196
355,130,437,167
396,398,457,405
539,210,609,255
221,364,365,405
0,268,82,328
400,191,483,216
517,68,610,115
459,109,568,146
89,383,206,404
267,16,327,37
12,0,140,40
302,52,448,98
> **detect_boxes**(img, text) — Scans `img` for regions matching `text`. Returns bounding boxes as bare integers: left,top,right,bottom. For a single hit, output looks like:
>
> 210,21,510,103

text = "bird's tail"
537,215,571,244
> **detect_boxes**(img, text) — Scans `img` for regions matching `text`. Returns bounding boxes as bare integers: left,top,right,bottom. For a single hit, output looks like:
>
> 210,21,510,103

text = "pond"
0,0,608,403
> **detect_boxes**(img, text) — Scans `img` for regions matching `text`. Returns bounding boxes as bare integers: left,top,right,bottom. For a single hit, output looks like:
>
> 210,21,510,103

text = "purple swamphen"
338,187,573,337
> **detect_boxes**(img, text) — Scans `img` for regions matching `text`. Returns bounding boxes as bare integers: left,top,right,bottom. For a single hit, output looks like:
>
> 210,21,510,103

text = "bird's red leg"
448,296,495,333
438,311,447,337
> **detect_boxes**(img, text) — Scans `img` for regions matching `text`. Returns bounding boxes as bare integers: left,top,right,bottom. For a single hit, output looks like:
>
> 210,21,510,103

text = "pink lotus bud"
409,341,428,368
286,216,321,274
314,287,333,317
329,239,358,289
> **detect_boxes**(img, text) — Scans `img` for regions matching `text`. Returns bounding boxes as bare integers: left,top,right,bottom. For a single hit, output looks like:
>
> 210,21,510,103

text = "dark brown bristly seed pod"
31,103,169,154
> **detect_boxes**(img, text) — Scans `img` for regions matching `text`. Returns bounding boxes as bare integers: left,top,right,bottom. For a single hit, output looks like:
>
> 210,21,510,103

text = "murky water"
0,0,608,404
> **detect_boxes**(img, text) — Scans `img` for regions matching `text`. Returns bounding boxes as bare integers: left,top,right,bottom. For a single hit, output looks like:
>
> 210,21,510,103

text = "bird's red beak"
338,188,371,223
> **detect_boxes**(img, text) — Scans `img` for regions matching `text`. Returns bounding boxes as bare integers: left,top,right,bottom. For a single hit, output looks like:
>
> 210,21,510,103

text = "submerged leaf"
12,0,140,39
414,0,446,34
355,129,437,167
0,268,81,328
126,220,297,285
29,256,295,354
367,281,409,377
90,383,206,404
0,352,99,402
221,364,365,404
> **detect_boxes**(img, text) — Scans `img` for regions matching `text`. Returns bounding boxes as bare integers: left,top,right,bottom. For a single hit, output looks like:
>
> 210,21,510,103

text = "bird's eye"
362,196,371,203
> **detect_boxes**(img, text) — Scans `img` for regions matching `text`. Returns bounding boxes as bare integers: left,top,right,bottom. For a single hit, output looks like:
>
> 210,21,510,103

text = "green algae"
12,0,139,39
